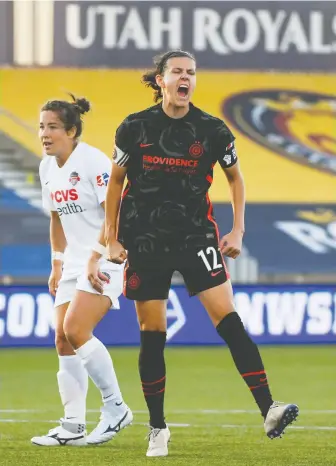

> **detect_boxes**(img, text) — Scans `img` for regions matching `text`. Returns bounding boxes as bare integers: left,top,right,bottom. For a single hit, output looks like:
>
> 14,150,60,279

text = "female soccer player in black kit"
105,50,299,457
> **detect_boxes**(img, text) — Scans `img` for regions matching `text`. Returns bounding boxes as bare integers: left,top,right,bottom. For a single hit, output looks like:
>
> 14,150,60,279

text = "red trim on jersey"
116,181,131,239
206,190,230,280
122,181,131,199
123,262,129,296
206,193,219,242
206,175,213,184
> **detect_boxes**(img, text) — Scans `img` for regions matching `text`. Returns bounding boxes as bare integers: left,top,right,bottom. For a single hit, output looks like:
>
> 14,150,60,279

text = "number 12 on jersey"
197,247,223,271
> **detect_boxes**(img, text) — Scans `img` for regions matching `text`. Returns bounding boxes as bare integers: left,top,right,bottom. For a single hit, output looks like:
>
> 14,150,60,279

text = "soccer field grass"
0,346,335,465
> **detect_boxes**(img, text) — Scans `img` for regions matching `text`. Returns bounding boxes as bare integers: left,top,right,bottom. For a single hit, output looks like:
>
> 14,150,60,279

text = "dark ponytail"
41,93,91,137
141,50,195,102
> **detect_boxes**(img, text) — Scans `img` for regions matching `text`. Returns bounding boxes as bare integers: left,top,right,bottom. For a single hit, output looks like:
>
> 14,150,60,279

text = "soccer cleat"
264,401,299,439
146,426,171,457
31,419,87,446
86,405,133,445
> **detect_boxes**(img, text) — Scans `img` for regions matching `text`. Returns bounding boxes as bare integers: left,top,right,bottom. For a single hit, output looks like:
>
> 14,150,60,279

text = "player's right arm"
49,211,66,296
39,160,66,296
105,121,129,264
105,163,127,264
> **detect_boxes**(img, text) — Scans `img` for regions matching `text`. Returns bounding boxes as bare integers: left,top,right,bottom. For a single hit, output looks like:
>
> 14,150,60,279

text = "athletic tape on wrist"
52,251,64,262
92,242,107,256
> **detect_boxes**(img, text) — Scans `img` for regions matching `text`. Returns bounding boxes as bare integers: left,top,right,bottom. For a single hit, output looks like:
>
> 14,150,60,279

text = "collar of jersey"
158,102,195,123
54,142,83,170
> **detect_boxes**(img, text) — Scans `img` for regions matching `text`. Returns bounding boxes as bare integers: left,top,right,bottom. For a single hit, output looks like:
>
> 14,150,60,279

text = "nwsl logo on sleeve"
96,172,110,187
222,90,336,175
223,141,237,166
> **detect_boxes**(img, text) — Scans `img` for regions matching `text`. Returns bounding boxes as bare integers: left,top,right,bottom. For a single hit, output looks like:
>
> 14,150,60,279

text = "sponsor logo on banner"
0,288,186,345
275,208,336,254
223,90,336,175
235,289,336,338
1,286,336,346
9,1,336,69
213,203,336,275
0,292,55,340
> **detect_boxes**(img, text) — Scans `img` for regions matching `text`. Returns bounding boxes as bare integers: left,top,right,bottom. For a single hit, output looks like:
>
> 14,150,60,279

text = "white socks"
75,336,124,411
57,355,88,425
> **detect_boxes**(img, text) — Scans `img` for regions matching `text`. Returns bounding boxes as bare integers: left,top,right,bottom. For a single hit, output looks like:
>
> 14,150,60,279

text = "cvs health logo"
51,189,79,203
51,189,84,216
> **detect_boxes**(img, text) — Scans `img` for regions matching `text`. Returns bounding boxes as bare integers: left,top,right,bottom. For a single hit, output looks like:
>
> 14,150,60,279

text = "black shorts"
124,246,229,301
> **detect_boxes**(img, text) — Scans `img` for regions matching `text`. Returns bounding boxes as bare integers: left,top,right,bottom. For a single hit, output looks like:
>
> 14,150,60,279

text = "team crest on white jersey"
69,171,80,186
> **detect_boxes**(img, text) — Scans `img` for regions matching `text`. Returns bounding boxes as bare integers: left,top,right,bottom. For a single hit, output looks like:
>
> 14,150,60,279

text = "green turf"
0,346,335,465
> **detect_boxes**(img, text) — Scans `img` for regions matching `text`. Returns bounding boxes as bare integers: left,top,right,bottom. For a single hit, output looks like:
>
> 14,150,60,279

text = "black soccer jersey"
113,103,237,265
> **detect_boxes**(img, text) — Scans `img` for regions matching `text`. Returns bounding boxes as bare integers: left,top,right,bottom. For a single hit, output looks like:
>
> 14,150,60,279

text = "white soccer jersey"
39,142,111,280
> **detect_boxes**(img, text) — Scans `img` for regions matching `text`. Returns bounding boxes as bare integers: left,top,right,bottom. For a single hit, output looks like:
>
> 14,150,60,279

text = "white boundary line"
0,418,335,431
1,409,336,414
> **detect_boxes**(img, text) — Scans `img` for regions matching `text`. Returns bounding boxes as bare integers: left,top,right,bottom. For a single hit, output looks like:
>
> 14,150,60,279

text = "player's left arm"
87,151,112,292
215,125,245,259
86,201,111,294
220,160,245,258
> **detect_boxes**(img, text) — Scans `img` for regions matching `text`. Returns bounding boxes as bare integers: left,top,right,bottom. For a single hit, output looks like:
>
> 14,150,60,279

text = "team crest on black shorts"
69,171,80,185
128,272,141,290
222,90,336,175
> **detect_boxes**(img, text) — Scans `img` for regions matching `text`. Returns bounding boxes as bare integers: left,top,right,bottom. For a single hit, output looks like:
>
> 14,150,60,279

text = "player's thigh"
179,246,233,326
124,262,173,302
198,280,235,327
78,258,125,310
125,262,172,331
54,303,70,335
64,290,111,341
54,278,76,336
179,245,229,297
135,300,167,332
64,261,123,339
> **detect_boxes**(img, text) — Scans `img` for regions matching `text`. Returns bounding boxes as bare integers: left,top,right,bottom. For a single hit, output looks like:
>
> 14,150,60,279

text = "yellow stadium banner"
0,69,335,202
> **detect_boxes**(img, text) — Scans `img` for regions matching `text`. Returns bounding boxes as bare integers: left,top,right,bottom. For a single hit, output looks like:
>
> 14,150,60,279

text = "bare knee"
63,316,90,350
199,282,236,327
136,300,167,332
55,332,74,355
138,317,166,332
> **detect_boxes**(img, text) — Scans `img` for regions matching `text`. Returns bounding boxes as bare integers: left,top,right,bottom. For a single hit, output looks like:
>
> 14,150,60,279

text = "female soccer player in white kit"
31,95,133,446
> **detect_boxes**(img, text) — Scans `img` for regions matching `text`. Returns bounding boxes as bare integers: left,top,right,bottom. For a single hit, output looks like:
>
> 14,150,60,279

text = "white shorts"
54,259,124,309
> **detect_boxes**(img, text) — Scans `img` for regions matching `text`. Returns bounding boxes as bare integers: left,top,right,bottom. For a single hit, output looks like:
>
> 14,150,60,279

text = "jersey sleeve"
39,160,56,212
213,122,238,169
89,151,112,204
113,119,131,167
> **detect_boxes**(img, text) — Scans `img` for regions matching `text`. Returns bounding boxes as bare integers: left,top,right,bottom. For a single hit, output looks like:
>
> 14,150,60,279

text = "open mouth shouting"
177,83,189,100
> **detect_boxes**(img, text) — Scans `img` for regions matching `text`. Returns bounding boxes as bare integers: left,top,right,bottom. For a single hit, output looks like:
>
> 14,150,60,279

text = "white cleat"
264,401,299,439
31,419,87,446
87,405,133,445
146,426,171,457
